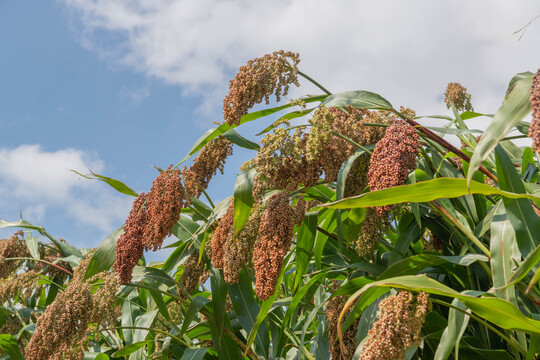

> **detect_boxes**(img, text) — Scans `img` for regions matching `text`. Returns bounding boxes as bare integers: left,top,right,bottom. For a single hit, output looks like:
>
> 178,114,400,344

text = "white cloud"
0,145,132,233
63,0,540,117
119,86,150,103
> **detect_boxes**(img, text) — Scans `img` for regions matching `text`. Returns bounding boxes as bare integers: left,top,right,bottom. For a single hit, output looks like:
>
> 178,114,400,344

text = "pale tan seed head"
359,291,429,360
444,82,473,112
528,69,540,152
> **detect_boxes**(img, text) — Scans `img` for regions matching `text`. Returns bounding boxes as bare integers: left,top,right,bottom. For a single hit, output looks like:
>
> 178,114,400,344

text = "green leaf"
180,348,208,360
24,231,40,259
121,290,139,344
434,299,470,360
229,270,270,359
344,275,540,335
221,129,259,150
131,266,177,287
245,255,293,352
321,90,393,110
495,145,540,255
0,219,82,258
170,216,201,244
467,72,533,185
460,111,491,120
256,107,316,136
209,267,243,360
143,279,170,321
112,341,153,357
323,177,540,209
233,170,255,238
490,202,518,302
85,226,123,279
505,243,540,289
71,170,138,197
527,336,540,360
179,295,211,337
380,254,488,279
0,334,25,360
178,95,327,165
133,309,159,343
284,273,326,327
425,126,483,136
83,353,110,360
293,212,318,292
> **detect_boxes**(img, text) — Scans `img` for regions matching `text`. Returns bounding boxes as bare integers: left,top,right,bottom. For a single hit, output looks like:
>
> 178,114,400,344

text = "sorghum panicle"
307,106,391,182
326,284,360,360
25,277,93,360
223,204,263,284
114,193,146,284
178,250,206,295
359,291,429,360
444,82,473,112
183,136,233,198
248,127,322,198
253,191,294,300
528,69,540,151
0,270,39,305
367,121,419,215
223,50,300,126
0,230,29,278
293,197,307,226
355,207,389,257
143,166,184,251
344,154,370,198
211,200,235,270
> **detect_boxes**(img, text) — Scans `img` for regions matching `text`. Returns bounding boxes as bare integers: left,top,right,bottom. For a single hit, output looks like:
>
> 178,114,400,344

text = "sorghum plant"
2,52,540,360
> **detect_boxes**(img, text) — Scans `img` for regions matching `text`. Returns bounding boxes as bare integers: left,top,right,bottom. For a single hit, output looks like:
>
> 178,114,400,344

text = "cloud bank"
64,0,540,116
0,145,132,234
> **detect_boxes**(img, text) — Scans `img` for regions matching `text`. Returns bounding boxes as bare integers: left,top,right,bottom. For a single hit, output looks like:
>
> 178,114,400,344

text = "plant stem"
199,186,215,208
4,257,73,276
297,70,332,95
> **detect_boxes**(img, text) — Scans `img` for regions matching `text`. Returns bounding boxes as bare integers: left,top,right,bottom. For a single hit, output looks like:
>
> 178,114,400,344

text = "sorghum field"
2,51,540,360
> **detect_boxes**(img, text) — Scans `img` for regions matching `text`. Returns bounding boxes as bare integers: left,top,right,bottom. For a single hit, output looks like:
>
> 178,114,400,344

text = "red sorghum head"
367,121,419,215
183,136,233,198
143,166,184,251
114,193,146,284
211,200,235,270
253,191,294,300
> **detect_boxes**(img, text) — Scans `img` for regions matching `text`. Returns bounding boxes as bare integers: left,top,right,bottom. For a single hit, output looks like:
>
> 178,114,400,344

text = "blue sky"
1,0,539,252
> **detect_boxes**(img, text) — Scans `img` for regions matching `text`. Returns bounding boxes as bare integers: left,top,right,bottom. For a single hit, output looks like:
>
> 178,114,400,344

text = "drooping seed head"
223,50,300,126
114,193,146,284
359,291,429,360
143,165,184,251
253,191,294,300
367,121,419,215
183,137,233,198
